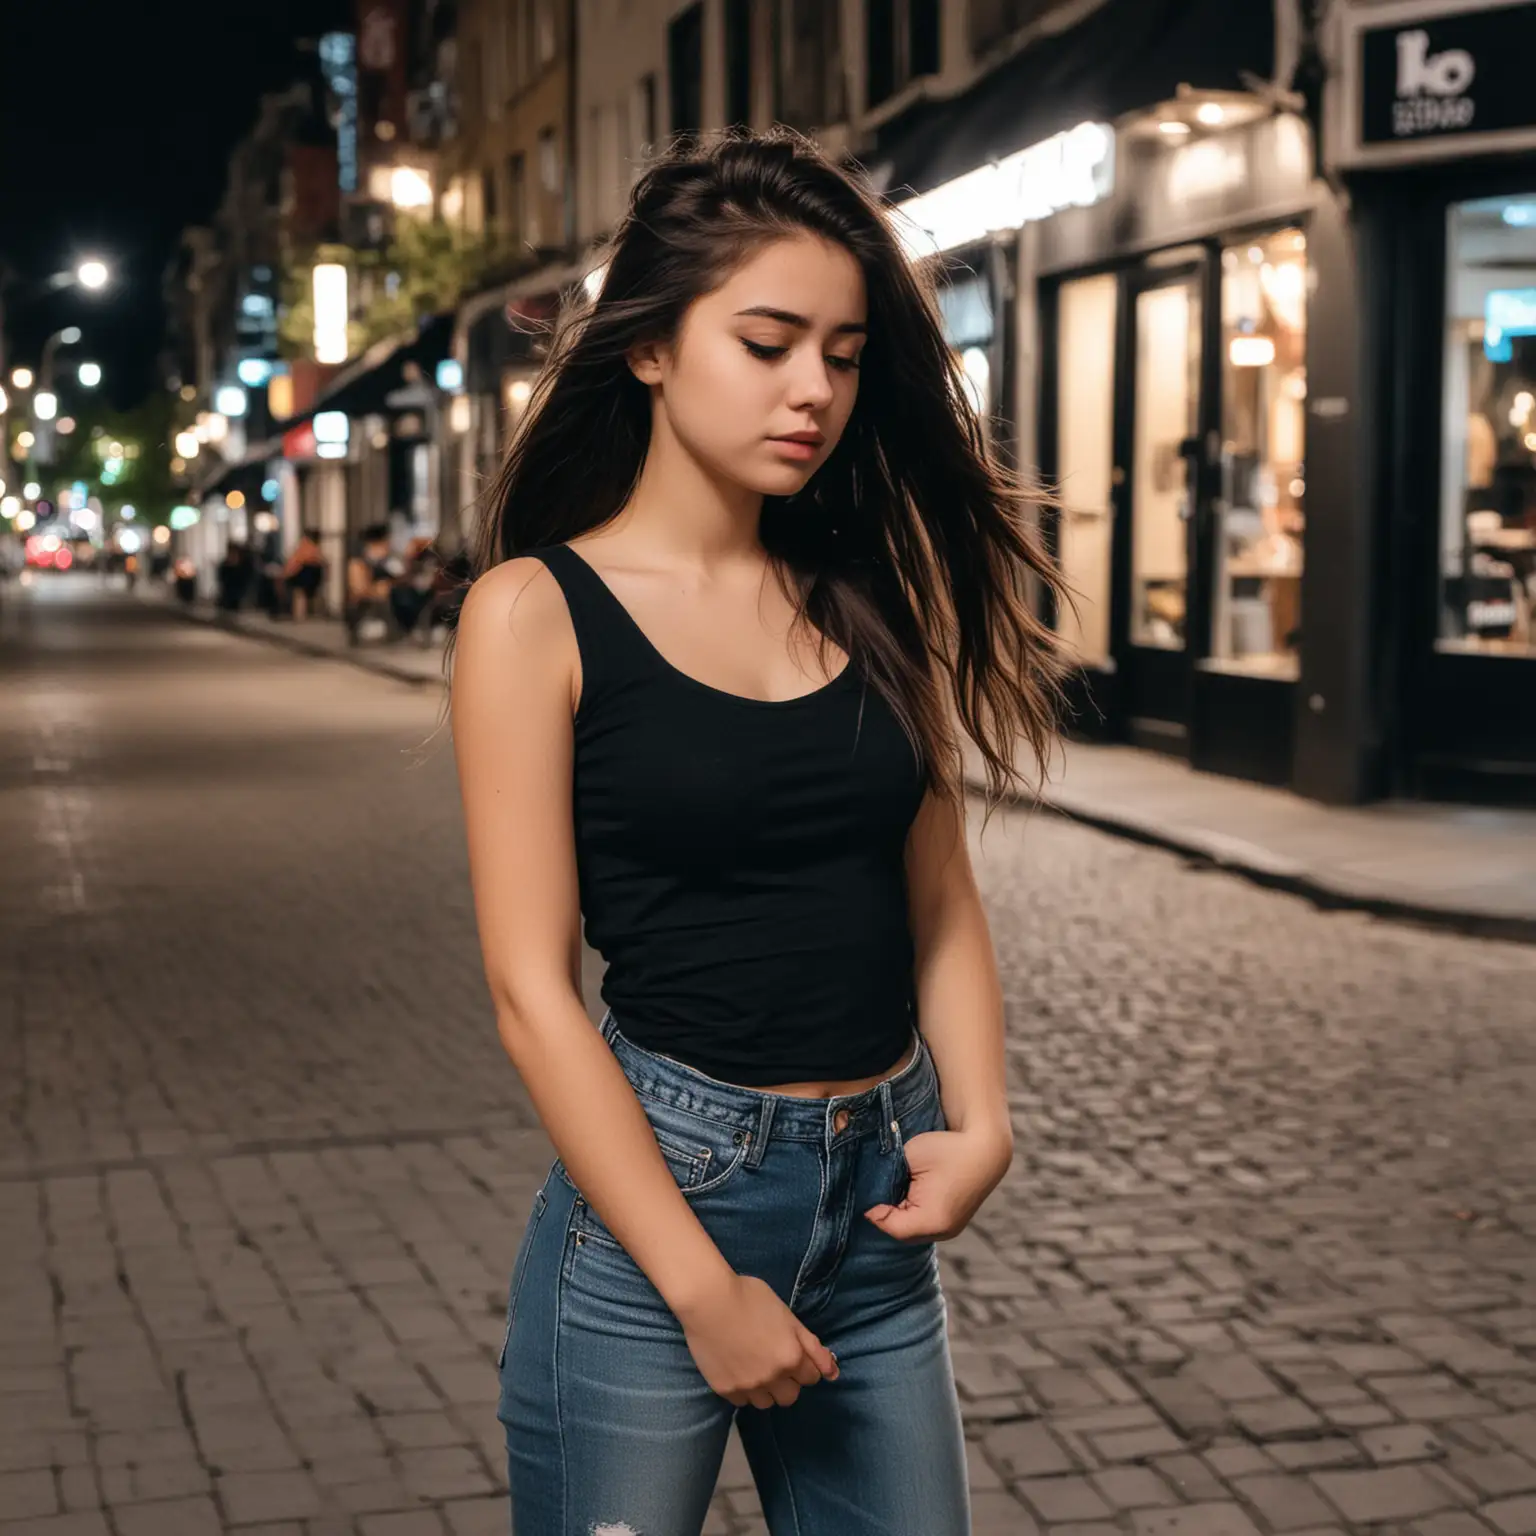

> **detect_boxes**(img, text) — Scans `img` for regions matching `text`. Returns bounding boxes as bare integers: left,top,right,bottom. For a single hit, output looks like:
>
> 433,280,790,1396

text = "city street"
2,574,1535,1536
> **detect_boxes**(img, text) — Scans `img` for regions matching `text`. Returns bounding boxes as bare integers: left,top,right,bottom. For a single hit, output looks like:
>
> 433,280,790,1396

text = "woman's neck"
607,416,764,568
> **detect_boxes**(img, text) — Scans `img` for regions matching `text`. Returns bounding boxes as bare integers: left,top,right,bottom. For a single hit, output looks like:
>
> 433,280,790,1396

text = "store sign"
1357,0,1536,149
892,122,1115,259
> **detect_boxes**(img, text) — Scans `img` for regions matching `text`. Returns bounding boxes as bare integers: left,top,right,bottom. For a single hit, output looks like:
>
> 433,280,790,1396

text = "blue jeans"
497,1012,970,1535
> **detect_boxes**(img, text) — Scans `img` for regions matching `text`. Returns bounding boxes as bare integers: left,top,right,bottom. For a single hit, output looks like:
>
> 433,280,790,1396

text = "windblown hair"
452,127,1068,803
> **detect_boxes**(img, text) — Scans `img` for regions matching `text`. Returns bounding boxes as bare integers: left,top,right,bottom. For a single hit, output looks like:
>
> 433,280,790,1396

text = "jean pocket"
891,1085,946,1205
563,1097,753,1249
497,1186,548,1370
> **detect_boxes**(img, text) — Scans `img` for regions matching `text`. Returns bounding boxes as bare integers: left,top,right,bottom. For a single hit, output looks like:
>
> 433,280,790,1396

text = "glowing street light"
34,391,57,421
77,260,109,290
78,362,102,388
23,480,41,499
173,431,200,459
10,367,32,390
17,430,34,449
389,166,433,209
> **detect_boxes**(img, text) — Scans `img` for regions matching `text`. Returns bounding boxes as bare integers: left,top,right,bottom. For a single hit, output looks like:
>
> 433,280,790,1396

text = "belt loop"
877,1079,896,1154
597,1009,618,1045
745,1097,775,1168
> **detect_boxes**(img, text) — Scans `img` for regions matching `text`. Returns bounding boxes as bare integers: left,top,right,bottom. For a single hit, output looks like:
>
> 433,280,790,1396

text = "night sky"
0,0,352,410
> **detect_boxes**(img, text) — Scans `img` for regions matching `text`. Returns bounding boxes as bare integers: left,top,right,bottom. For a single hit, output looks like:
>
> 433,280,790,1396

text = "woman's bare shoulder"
456,555,574,659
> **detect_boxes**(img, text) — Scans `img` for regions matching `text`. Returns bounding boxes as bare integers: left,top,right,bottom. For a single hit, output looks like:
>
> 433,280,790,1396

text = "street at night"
2,581,1533,1534
8,0,1536,1532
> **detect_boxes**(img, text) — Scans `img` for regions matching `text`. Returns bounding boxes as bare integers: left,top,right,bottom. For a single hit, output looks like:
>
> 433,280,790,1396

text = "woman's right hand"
677,1272,839,1408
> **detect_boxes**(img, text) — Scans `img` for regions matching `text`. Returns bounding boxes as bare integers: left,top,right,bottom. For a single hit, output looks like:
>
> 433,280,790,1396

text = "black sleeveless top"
532,544,926,1086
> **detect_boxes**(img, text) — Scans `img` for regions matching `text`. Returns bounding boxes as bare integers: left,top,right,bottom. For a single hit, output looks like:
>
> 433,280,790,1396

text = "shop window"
1441,197,1536,657
1213,229,1307,678
1131,280,1201,650
938,272,994,448
1055,273,1117,666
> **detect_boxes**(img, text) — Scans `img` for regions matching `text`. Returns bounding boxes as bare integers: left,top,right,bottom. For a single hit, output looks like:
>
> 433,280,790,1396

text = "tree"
39,393,184,526
277,219,518,360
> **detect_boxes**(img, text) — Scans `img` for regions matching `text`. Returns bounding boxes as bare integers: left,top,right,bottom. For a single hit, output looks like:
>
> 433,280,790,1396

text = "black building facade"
1327,0,1536,804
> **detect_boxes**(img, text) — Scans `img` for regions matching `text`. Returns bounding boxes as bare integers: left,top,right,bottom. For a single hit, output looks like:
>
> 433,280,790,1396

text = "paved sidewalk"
155,586,448,687
968,742,1536,942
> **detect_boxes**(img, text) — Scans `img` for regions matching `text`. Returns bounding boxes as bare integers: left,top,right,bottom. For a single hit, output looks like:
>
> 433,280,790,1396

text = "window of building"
508,151,528,245
537,0,558,64
1441,197,1536,656
866,0,939,113
538,127,560,195
480,165,499,229
669,4,705,135
725,0,753,127
1212,228,1307,677
776,0,842,131
484,7,505,117
1055,272,1118,666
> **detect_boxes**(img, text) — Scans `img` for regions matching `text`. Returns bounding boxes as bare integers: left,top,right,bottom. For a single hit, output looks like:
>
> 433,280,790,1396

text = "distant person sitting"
345,523,400,643
283,528,326,619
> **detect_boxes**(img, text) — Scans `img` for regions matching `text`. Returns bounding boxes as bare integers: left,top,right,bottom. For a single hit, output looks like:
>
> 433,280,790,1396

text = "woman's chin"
737,460,818,498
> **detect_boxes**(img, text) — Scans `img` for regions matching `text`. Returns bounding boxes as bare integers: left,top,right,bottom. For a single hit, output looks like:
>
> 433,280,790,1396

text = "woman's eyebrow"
733,305,867,336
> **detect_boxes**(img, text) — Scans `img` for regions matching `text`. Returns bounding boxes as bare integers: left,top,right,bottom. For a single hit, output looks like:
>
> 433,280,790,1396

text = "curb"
169,602,444,689
965,775,1536,947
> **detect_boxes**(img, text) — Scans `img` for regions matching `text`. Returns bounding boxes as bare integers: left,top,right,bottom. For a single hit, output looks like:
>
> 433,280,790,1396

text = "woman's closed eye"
741,338,862,372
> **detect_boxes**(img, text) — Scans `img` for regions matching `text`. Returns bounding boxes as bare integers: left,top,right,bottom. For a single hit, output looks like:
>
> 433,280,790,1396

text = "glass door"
1113,263,1207,747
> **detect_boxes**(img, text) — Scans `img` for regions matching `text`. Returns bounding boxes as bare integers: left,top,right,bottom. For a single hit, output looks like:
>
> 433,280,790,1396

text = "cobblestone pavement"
2,574,1534,1536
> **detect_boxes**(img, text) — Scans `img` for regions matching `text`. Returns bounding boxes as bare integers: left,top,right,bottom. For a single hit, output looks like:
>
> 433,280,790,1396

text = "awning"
868,0,1277,199
192,434,282,500
196,450,279,505
274,311,456,430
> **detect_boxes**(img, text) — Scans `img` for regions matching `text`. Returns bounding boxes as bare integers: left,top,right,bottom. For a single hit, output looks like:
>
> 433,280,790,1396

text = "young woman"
450,130,1064,1536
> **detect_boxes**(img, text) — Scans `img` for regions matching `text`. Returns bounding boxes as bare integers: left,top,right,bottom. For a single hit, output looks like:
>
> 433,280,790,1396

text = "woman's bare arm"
905,788,1012,1146
864,787,1013,1241
450,559,735,1317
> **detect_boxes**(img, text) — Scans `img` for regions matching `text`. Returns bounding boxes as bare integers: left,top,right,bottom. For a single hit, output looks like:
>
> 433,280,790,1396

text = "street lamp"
10,367,31,390
76,260,109,290
34,391,57,421
78,361,101,388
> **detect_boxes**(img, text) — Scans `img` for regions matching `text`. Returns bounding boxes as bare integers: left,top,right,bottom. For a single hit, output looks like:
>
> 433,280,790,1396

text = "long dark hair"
454,127,1068,802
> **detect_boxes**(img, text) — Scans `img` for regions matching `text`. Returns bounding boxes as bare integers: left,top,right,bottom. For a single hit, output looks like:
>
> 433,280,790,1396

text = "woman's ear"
627,339,667,387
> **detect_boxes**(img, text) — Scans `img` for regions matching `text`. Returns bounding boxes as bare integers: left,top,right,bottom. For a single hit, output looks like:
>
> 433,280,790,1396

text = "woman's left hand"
863,1126,1014,1242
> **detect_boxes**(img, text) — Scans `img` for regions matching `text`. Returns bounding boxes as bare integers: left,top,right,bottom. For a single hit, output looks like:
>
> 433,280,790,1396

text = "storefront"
1329,0,1536,801
870,0,1357,790
1032,108,1319,785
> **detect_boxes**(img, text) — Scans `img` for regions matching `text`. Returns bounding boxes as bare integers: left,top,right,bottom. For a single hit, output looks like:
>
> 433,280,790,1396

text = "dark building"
1324,0,1536,804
